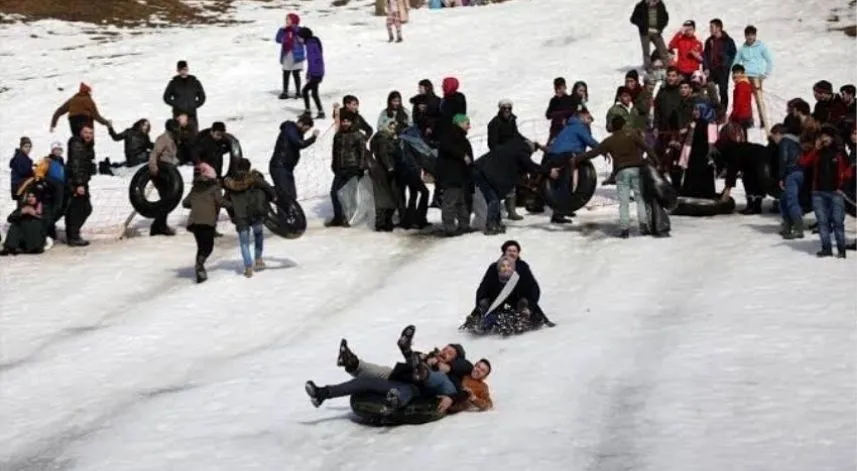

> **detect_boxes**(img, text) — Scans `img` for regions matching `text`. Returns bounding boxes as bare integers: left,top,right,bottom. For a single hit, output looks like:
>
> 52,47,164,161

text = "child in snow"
222,158,277,277
275,13,306,100
9,136,34,200
297,28,326,119
729,64,754,134
182,163,222,283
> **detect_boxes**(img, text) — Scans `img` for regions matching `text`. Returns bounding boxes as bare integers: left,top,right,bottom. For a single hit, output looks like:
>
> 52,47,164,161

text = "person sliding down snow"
222,158,277,278
305,326,464,414
101,119,154,176
462,257,533,335
335,336,493,413
472,136,554,235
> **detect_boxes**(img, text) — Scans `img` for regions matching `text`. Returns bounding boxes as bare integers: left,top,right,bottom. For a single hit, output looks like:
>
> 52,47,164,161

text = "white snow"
1,0,855,470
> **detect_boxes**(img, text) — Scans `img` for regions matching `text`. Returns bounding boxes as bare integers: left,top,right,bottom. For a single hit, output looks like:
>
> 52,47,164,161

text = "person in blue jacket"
9,137,34,201
732,25,773,130
543,107,599,223
269,115,318,202
275,13,306,100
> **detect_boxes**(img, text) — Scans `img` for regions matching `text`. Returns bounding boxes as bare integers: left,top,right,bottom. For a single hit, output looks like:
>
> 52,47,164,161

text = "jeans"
326,376,417,406
812,191,846,251
616,167,648,230
779,170,804,224
238,222,264,267
473,171,500,226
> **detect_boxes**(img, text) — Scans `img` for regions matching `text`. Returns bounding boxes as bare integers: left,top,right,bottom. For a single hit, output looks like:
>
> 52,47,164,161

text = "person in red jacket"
729,64,753,134
798,126,853,258
668,20,704,79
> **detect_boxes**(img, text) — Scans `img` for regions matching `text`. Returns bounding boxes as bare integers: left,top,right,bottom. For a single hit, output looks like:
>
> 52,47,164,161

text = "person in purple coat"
298,28,326,119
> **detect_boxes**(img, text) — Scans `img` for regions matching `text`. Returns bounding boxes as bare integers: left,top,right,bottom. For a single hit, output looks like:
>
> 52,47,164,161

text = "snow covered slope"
1,0,855,470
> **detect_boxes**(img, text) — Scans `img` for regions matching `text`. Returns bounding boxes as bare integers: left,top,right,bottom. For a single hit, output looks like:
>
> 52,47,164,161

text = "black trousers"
192,225,215,261
270,164,297,201
68,115,93,137
151,170,174,230
709,67,730,110
302,77,323,112
282,70,301,95
65,186,92,240
397,171,429,224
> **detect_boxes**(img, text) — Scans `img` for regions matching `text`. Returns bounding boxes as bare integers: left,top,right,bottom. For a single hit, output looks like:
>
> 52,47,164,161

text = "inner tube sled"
349,392,443,426
264,196,307,239
671,196,736,217
460,304,538,336
541,160,597,214
128,162,184,219
640,163,678,210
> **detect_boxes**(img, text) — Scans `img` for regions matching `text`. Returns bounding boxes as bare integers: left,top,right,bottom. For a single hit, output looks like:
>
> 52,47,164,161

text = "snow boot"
244,267,253,278
195,256,208,284
337,338,359,371
395,33,403,43
778,221,792,238
397,325,416,357
304,381,328,408
483,222,502,236
784,220,804,240
316,111,326,120
836,249,847,259
254,258,265,271
739,197,762,215
388,31,394,42
817,247,833,258
504,197,523,220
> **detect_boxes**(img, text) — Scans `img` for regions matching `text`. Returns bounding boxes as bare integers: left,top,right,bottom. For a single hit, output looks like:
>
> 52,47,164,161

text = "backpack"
48,158,65,183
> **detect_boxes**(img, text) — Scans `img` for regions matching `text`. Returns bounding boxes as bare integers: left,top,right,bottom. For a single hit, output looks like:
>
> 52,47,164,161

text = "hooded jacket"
732,41,773,78
547,117,599,158
474,137,545,196
50,86,109,129
222,169,277,228
668,31,703,75
109,119,154,166
270,121,317,170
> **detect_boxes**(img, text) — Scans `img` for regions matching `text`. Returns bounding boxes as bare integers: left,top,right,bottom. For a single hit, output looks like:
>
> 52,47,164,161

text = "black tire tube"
128,163,184,219
541,160,598,213
640,164,678,210
349,393,443,426
671,196,736,217
264,197,307,239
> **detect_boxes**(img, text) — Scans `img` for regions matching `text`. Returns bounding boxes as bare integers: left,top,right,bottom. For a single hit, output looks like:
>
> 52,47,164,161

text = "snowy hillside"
1,0,855,470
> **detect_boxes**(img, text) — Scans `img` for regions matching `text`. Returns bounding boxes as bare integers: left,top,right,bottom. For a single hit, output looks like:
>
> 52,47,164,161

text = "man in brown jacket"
572,115,659,238
147,119,181,236
50,83,111,137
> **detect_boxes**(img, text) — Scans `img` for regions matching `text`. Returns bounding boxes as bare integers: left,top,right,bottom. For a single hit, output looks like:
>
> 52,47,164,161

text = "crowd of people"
4,5,856,268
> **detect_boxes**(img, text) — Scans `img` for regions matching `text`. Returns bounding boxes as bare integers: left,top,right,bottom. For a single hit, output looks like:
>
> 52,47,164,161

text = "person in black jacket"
438,77,467,138
339,95,374,137
436,114,473,236
163,60,206,133
487,99,526,222
103,119,154,173
65,125,95,247
192,122,233,179
269,115,318,202
630,0,670,72
473,137,552,235
703,19,737,110
409,79,442,141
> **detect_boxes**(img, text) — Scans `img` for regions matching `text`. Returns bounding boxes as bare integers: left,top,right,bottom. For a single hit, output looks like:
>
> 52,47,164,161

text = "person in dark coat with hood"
410,79,442,141
298,28,326,119
436,114,473,236
163,61,206,133
269,115,318,201
473,136,551,234
105,119,154,169
9,137,34,200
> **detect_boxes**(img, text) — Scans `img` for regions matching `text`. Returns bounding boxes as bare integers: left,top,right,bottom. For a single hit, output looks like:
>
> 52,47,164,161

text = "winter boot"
778,221,792,238
254,258,266,271
244,267,253,278
304,381,328,408
619,229,630,239
397,325,416,357
784,220,805,239
739,197,762,215
817,247,833,258
195,256,208,284
504,197,523,221
337,338,360,372
836,249,847,259
395,33,403,43
316,111,326,120
388,31,394,42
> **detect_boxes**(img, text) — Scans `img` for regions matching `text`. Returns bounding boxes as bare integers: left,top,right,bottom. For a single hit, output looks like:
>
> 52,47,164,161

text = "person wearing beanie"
50,82,111,137
487,99,526,222
731,25,773,131
325,110,368,227
9,137,34,200
377,90,411,131
798,126,853,258
436,112,473,236
667,20,704,79
297,28,326,119
629,0,670,72
275,13,306,100
703,18,737,109
163,60,206,133
182,163,223,283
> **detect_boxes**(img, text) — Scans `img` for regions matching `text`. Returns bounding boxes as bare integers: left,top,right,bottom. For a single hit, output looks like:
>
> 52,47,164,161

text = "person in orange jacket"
729,64,754,134
450,358,494,412
668,20,704,79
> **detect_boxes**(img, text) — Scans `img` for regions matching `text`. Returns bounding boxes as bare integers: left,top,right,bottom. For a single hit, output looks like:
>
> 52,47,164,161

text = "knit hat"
452,114,469,125
176,60,188,70
813,80,833,94
79,82,92,94
19,136,31,147
625,69,639,81
51,141,63,151
449,343,466,359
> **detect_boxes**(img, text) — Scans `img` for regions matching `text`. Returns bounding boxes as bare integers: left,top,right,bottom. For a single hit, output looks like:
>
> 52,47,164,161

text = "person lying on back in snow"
100,119,155,175
305,326,468,415
472,136,555,235
222,158,277,277
543,106,600,224
1,190,47,256
570,115,660,238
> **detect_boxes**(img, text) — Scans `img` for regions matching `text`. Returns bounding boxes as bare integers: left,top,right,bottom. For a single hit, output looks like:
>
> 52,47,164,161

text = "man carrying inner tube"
148,119,181,236
542,106,600,224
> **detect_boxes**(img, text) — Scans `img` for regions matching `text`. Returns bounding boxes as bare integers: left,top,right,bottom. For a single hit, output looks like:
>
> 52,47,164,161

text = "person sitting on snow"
1,190,47,256
100,119,155,175
461,256,534,335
